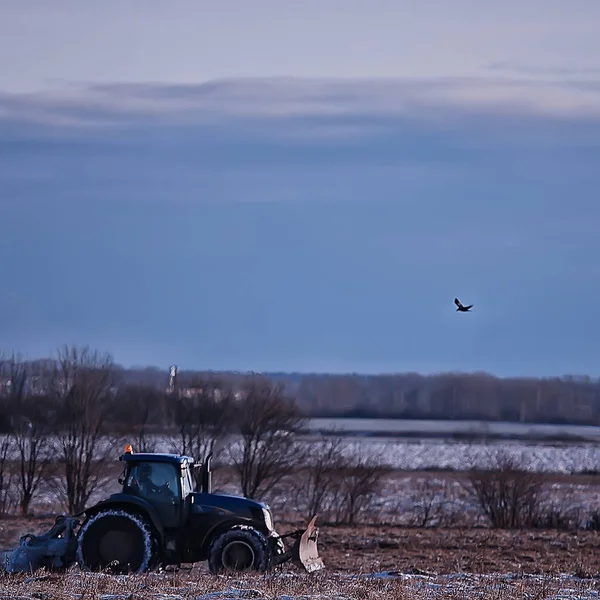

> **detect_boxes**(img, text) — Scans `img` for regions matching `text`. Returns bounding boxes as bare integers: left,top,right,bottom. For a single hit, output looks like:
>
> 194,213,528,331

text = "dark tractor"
72,445,324,575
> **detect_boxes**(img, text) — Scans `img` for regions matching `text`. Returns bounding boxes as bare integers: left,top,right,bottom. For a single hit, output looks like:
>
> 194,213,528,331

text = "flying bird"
454,297,473,312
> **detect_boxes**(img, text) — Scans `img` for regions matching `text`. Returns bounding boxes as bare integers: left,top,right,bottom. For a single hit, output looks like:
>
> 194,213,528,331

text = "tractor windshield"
126,462,179,500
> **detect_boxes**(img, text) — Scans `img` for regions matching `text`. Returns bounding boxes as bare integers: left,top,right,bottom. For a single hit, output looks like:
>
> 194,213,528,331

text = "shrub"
463,451,547,529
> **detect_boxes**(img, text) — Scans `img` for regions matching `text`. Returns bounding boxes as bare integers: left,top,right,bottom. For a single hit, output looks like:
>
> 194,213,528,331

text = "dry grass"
2,468,600,598
0,569,599,600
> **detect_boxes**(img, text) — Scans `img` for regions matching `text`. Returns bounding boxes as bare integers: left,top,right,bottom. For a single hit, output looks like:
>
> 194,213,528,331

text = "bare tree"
0,432,14,516
112,384,167,453
229,376,305,500
3,355,53,515
168,377,235,466
130,393,157,453
50,345,117,514
0,407,15,515
0,357,16,515
327,444,389,525
332,467,389,525
13,398,52,516
293,436,347,521
407,479,451,528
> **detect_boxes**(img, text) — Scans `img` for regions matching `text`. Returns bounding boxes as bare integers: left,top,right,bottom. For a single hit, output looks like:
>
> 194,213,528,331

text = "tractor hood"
189,492,270,524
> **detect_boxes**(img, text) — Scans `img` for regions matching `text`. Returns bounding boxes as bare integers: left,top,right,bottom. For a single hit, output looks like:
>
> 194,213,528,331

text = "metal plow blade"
297,515,324,573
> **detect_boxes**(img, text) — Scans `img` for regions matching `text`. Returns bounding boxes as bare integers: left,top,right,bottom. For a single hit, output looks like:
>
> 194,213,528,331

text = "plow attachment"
1,516,80,574
273,515,325,573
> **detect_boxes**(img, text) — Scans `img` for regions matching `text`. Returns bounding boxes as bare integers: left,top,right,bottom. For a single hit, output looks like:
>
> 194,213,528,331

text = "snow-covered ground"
3,434,600,474
149,436,600,475
1,570,599,600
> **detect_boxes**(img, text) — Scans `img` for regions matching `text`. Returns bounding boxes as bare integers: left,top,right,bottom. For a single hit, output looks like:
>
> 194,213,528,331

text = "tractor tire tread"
207,526,271,574
76,509,155,574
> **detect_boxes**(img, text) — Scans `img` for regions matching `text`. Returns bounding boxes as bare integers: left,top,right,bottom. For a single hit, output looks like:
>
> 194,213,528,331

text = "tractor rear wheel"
76,509,156,574
208,526,270,574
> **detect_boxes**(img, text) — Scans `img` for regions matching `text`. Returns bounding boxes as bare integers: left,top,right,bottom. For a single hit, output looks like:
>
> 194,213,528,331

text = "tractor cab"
118,445,198,529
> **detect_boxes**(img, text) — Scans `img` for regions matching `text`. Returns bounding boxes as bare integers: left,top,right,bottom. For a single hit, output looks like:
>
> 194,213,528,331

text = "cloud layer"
2,76,600,131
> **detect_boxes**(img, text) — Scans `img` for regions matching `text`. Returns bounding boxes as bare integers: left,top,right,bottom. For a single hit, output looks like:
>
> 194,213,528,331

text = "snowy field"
4,433,600,475
306,438,600,474
154,436,600,475
1,570,600,600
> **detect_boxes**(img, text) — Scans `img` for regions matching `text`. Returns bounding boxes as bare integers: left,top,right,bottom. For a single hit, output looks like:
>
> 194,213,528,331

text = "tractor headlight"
262,507,274,531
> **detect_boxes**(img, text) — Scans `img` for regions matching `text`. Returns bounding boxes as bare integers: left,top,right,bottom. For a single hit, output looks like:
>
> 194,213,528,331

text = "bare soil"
2,516,600,578
320,525,600,577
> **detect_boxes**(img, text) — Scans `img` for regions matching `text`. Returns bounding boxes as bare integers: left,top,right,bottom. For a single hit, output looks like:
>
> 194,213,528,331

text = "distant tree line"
291,371,600,425
120,367,600,426
4,355,600,426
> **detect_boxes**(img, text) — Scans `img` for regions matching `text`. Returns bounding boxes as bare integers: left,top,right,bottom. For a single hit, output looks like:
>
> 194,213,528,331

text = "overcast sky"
1,1,600,377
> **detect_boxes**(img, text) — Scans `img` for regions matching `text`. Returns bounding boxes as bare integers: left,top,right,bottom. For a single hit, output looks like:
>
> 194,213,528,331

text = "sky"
1,1,600,377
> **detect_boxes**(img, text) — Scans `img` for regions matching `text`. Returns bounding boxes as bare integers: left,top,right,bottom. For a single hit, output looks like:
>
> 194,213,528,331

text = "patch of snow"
195,591,262,599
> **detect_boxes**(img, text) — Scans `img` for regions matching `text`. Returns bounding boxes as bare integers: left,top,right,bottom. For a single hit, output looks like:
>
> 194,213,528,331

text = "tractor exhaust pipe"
201,452,213,494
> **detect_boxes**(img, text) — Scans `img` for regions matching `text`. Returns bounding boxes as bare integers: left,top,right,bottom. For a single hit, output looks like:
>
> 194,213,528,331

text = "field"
3,510,600,599
2,511,600,598
2,437,600,598
1,569,600,600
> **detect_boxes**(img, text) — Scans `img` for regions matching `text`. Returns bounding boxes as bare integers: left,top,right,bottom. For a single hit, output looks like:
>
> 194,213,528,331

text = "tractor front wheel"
208,527,270,574
76,509,157,574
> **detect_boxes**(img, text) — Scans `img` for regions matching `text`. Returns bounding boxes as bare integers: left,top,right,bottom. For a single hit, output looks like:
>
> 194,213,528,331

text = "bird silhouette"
454,297,473,312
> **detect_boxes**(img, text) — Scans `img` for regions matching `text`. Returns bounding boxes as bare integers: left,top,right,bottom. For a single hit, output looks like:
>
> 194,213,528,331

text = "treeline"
124,367,600,426
291,372,600,425
4,351,600,425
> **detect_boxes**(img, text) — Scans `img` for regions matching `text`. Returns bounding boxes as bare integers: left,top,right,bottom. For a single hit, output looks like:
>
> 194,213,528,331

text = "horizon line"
3,353,598,382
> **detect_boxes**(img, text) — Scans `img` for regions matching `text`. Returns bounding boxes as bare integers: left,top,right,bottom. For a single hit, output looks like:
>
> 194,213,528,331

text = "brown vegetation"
50,346,120,514
134,366,600,425
1,567,597,600
290,437,389,524
463,451,548,529
167,376,236,484
228,375,304,499
7,357,600,426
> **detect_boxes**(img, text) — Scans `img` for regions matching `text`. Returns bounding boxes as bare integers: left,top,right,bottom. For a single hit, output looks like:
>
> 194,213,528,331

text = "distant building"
167,365,178,395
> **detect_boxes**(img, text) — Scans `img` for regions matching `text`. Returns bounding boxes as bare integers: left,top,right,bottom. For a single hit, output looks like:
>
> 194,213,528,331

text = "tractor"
1,445,324,575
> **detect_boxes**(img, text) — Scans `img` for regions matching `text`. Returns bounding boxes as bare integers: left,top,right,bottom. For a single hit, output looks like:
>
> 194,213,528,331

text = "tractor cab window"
126,462,179,501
